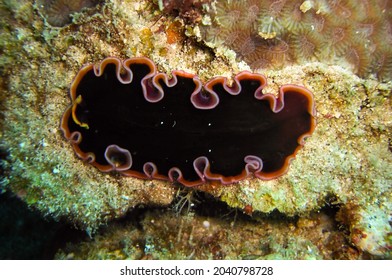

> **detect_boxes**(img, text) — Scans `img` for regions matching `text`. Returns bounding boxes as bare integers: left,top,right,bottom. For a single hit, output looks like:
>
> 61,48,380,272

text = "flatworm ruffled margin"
60,57,316,187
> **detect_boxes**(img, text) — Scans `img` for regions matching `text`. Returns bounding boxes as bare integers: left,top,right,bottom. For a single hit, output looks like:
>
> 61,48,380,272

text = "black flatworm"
60,57,316,187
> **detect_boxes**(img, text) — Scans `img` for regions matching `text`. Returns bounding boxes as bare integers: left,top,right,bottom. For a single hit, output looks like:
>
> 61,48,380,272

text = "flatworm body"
60,57,316,187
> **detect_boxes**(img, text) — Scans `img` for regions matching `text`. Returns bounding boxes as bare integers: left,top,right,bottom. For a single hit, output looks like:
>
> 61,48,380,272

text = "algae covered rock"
55,208,353,260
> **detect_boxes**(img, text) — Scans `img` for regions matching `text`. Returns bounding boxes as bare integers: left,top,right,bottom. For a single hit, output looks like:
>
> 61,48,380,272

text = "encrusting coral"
0,0,391,258
196,0,392,81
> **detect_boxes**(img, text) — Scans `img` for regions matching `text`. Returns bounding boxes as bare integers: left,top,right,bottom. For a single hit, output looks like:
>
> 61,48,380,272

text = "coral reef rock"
55,209,371,260
36,0,103,27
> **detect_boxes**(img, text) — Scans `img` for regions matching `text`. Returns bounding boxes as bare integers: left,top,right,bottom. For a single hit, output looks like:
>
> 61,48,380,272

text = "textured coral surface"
0,0,391,258
36,0,102,27
196,0,392,81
